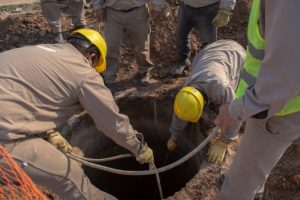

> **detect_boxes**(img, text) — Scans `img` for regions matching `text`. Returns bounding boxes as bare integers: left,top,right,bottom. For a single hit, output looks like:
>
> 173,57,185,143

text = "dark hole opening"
83,119,205,200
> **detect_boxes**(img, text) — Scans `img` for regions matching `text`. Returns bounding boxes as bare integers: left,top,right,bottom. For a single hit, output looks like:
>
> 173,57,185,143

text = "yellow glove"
212,9,232,28
136,143,154,165
167,138,177,151
47,131,73,153
207,139,229,164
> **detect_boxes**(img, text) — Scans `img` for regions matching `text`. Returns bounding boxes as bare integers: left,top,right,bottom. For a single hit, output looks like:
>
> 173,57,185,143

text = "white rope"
66,127,218,176
68,153,133,162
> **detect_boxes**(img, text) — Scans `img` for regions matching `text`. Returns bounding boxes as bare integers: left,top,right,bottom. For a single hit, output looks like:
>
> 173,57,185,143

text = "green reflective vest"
235,0,300,116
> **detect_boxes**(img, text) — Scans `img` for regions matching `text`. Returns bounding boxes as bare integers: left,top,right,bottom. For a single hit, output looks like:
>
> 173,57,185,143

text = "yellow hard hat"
70,28,107,73
174,86,205,123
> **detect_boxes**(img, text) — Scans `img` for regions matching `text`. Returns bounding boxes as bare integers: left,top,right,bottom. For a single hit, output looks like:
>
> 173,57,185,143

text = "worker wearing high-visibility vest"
215,0,300,199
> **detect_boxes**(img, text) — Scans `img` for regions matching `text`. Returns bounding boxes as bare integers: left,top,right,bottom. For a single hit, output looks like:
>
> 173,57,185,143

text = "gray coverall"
91,0,165,84
0,43,144,200
216,1,300,199
40,0,86,33
174,0,236,65
169,39,245,144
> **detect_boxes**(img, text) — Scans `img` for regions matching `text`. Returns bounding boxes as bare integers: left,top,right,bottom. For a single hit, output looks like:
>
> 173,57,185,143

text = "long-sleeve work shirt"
229,0,300,122
170,40,246,142
0,43,142,155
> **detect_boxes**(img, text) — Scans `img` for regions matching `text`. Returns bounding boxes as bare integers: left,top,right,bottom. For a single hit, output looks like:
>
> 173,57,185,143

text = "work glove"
136,143,154,165
207,139,229,165
212,9,232,28
47,131,73,154
167,138,177,151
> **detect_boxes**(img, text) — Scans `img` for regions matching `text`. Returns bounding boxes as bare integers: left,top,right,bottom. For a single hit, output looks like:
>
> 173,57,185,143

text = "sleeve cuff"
228,99,246,122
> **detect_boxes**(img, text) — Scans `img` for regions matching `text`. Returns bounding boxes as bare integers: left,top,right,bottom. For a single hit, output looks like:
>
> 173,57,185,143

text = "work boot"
140,67,154,87
170,59,191,76
52,32,64,43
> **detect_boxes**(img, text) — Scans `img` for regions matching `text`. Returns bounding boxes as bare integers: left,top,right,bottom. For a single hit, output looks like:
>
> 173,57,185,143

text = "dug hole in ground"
0,0,300,199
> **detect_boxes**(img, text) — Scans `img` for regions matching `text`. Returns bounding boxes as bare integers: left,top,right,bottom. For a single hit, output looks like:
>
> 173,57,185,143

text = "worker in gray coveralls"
167,39,245,165
91,0,166,86
0,28,154,200
170,0,236,76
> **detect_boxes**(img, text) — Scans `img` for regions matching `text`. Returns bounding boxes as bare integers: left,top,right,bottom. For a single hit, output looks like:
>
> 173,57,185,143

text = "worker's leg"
40,0,62,33
125,6,154,85
216,112,300,200
1,138,116,200
68,0,87,28
102,8,124,84
170,4,194,75
175,4,194,64
193,2,218,44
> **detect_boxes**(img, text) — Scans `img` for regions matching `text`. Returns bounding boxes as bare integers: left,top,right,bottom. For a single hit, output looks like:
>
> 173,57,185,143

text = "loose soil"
0,1,299,199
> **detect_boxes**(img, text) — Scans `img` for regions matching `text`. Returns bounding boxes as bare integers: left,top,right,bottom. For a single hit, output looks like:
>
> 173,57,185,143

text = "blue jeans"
175,2,219,63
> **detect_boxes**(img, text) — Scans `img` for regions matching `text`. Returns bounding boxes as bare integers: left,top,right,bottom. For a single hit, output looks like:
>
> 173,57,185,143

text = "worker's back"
0,43,97,140
185,39,246,106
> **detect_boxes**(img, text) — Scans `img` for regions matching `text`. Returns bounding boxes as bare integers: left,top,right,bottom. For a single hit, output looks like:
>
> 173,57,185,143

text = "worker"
167,39,245,165
170,0,236,76
215,0,300,199
90,0,166,86
0,28,154,200
40,0,87,43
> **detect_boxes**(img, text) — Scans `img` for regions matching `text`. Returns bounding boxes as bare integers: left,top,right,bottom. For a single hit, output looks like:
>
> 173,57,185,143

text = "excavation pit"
64,94,212,200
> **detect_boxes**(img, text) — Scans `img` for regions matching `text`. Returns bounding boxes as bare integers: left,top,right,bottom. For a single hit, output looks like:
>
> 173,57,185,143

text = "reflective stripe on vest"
235,0,300,116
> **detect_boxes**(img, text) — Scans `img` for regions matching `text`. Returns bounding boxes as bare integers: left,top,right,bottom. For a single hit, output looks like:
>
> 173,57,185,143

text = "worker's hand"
149,9,161,21
95,7,106,21
212,9,232,28
136,143,154,164
207,139,229,164
214,104,237,133
47,131,73,153
167,138,177,151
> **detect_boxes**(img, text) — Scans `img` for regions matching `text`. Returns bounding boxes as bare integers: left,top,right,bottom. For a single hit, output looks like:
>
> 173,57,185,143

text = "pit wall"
60,92,214,199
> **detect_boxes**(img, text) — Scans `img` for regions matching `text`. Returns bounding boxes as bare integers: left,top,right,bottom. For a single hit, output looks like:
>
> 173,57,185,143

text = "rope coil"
67,127,219,200
67,127,218,176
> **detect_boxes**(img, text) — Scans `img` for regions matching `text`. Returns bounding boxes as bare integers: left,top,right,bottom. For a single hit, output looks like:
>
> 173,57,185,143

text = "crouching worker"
167,40,245,165
0,28,154,200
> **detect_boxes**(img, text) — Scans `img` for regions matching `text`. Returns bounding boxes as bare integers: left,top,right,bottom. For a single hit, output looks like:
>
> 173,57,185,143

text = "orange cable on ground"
0,144,47,200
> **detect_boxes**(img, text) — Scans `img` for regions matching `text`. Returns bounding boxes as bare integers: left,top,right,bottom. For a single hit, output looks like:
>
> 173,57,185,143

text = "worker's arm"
229,0,300,122
206,83,242,164
167,113,188,151
78,72,142,155
205,79,241,141
169,114,188,141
